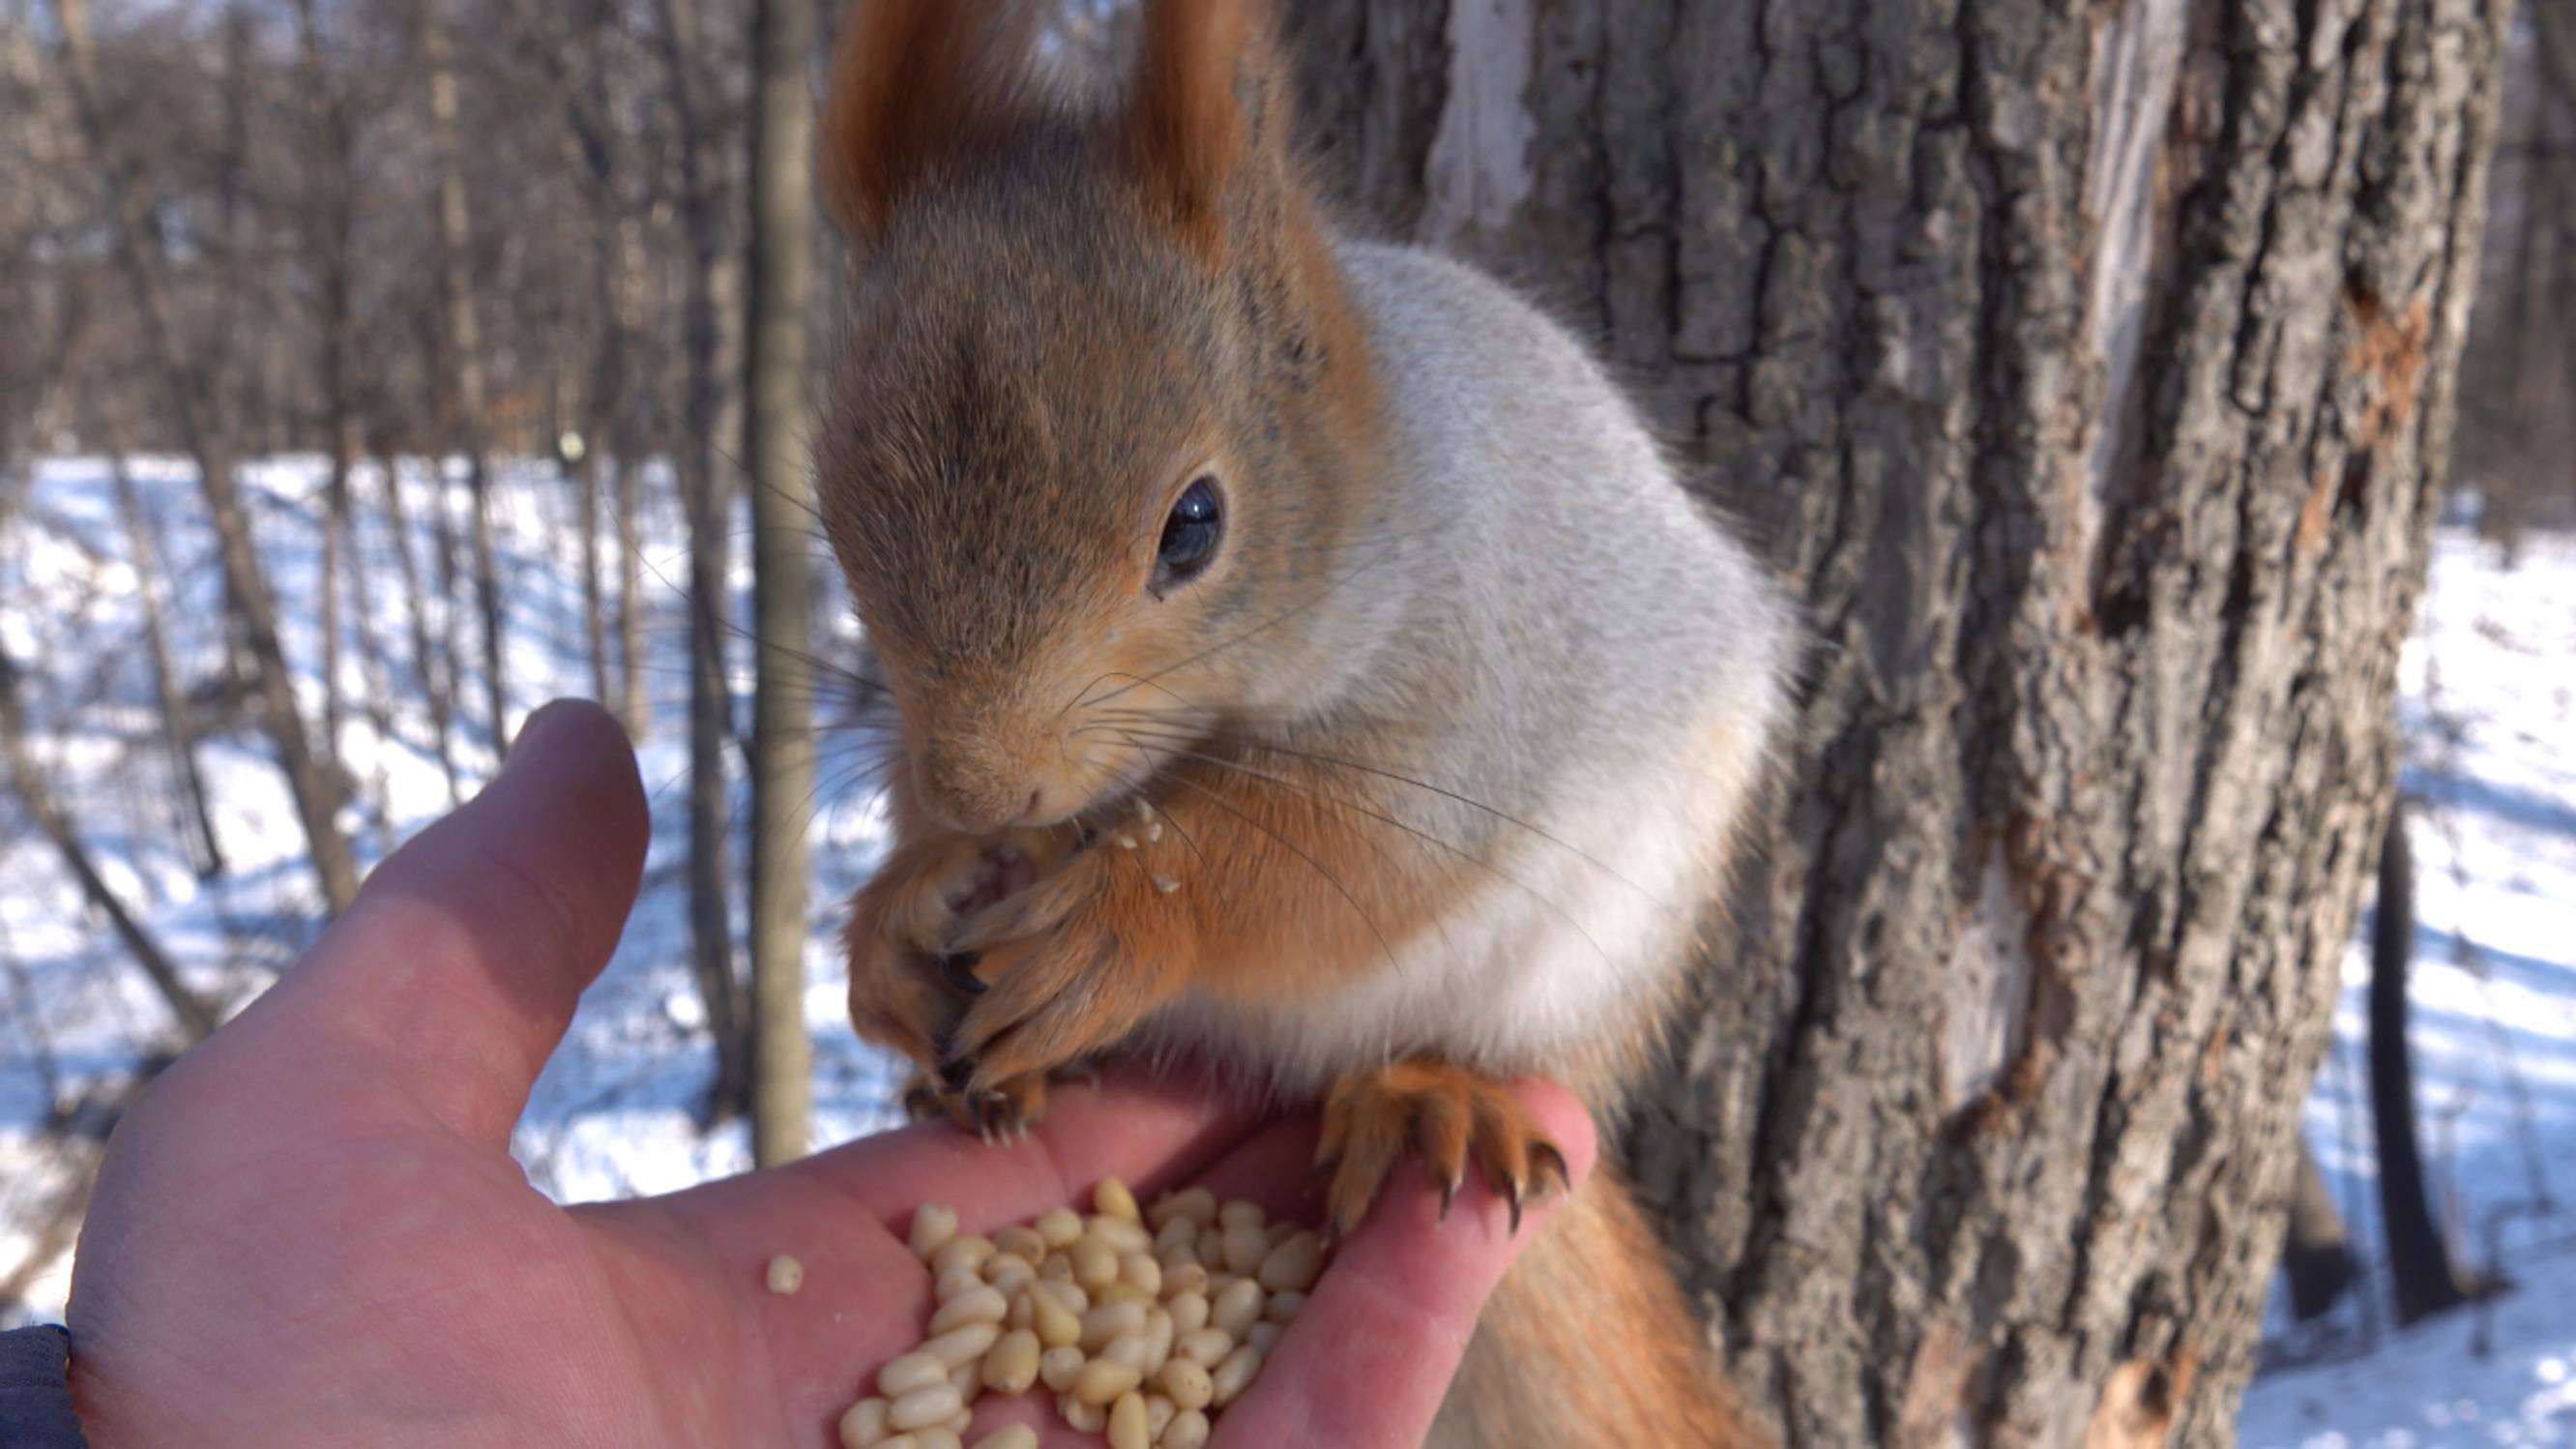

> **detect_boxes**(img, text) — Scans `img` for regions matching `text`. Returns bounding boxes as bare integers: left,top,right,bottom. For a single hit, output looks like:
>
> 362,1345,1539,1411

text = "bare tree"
50,0,360,917
658,0,751,1121
416,0,511,754
0,645,218,1041
1287,0,2513,1438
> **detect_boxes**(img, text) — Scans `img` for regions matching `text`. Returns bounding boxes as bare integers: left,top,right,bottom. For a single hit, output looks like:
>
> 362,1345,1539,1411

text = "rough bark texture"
744,0,817,1168
1288,2,2511,1442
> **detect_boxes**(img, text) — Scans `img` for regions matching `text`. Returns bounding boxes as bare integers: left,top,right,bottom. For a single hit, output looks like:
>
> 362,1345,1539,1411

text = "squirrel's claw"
1317,1059,1570,1241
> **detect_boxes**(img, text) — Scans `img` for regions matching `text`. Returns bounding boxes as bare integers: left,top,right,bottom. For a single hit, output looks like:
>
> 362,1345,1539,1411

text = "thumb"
190,698,650,1146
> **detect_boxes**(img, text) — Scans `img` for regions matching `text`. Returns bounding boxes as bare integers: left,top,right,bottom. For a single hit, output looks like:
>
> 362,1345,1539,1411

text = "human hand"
63,699,1594,1448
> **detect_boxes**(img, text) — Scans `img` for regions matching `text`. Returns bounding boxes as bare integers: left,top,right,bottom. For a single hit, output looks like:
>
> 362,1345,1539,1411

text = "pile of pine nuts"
836,1177,1327,1449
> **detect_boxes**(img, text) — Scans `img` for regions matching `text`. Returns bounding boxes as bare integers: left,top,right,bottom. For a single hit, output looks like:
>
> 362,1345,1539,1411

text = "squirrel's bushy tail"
1436,1169,1764,1448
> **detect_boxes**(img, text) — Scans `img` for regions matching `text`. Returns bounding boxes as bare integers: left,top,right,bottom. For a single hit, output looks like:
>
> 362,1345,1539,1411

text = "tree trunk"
659,0,751,1123
2367,800,2478,1325
743,0,817,1168
51,0,361,919
107,453,224,881
374,450,463,807
2277,1141,2357,1323
418,0,512,754
1288,2,2512,1442
0,645,218,1042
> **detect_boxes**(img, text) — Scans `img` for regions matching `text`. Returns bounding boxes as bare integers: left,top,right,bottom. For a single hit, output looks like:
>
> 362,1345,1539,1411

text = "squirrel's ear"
1125,0,1265,264
820,0,1033,245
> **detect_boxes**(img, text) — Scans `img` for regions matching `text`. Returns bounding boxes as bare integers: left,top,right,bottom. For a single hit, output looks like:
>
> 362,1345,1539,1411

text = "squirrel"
811,2,1792,1444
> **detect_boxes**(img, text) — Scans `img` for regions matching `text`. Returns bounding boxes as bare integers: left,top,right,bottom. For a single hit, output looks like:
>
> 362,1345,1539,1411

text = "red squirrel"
814,3,1789,1443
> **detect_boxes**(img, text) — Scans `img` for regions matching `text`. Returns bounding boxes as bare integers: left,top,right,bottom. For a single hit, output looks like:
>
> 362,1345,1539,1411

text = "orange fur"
1127,0,1253,261
845,747,1471,1091
1445,1169,1765,1448
817,0,1030,244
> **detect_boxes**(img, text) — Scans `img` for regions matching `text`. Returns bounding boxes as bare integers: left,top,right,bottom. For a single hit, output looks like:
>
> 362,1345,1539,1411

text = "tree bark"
658,0,751,1123
743,0,817,1167
1288,2,2512,1442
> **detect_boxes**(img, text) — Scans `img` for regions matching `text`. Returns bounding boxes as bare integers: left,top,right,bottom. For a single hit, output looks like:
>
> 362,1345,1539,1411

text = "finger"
1213,1081,1596,1449
758,1063,1264,1235
201,699,649,1145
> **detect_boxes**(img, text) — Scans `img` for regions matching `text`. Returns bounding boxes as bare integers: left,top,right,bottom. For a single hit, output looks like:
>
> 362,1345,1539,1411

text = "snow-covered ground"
2239,525,2576,1448
0,453,910,1323
3,457,2573,1443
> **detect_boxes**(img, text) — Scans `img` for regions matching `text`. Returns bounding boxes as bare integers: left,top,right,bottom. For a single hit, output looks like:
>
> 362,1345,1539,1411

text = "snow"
2239,526,2576,1448
4,456,2576,1444
0,453,910,1321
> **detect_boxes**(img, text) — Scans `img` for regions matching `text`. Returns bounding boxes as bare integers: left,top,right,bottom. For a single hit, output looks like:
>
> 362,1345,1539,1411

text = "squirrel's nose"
918,743,1043,833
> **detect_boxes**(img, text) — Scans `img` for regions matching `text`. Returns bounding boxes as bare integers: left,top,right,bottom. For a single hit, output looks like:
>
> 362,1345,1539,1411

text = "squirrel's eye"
1154,476,1225,592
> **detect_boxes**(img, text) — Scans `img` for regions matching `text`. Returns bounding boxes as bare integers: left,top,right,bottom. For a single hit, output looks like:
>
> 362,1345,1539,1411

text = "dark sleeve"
0,1326,90,1448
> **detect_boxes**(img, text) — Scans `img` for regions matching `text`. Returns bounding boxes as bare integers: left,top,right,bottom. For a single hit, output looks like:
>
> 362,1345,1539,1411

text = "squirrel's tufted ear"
1125,0,1274,265
819,0,1035,245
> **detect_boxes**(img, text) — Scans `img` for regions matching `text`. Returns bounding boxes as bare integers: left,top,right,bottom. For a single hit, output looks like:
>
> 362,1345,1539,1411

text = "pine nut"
1168,1289,1210,1335
930,1235,995,1280
878,1350,947,1398
836,1398,890,1449
1120,1251,1163,1297
1058,1392,1105,1433
927,1286,1008,1336
1175,1327,1233,1368
994,1226,1047,1261
1149,1188,1215,1229
914,1432,963,1449
1164,1409,1212,1449
1211,1277,1263,1339
1107,1389,1151,1449
1263,1289,1306,1323
1034,1207,1084,1248
971,1429,1037,1449
981,1328,1040,1395
1160,1357,1215,1412
1145,1393,1177,1441
1088,1217,1152,1254
1247,1321,1282,1354
1220,1222,1269,1275
1074,1358,1143,1406
1216,1200,1265,1232
1038,1345,1085,1393
1257,1232,1322,1293
888,1382,964,1431
1071,1235,1120,1290
1094,1177,1141,1221
922,1320,999,1370
1210,1346,1261,1407
765,1255,804,1294
909,1205,959,1261
934,1265,986,1302
1078,1299,1147,1350
1030,1286,1081,1348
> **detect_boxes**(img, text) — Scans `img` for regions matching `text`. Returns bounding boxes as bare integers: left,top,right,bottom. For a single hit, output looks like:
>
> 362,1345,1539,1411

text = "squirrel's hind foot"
1315,1059,1573,1242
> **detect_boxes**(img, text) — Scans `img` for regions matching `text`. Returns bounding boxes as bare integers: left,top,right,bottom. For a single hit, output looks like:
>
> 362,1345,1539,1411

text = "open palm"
62,701,1588,1449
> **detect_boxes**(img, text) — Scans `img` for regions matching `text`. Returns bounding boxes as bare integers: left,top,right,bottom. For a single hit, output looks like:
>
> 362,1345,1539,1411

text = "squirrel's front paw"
934,842,1192,1093
1316,1060,1573,1241
844,829,1066,1064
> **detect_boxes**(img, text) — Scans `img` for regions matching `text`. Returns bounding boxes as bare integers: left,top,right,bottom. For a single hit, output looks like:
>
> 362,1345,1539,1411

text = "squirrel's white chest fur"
1141,241,1791,1100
